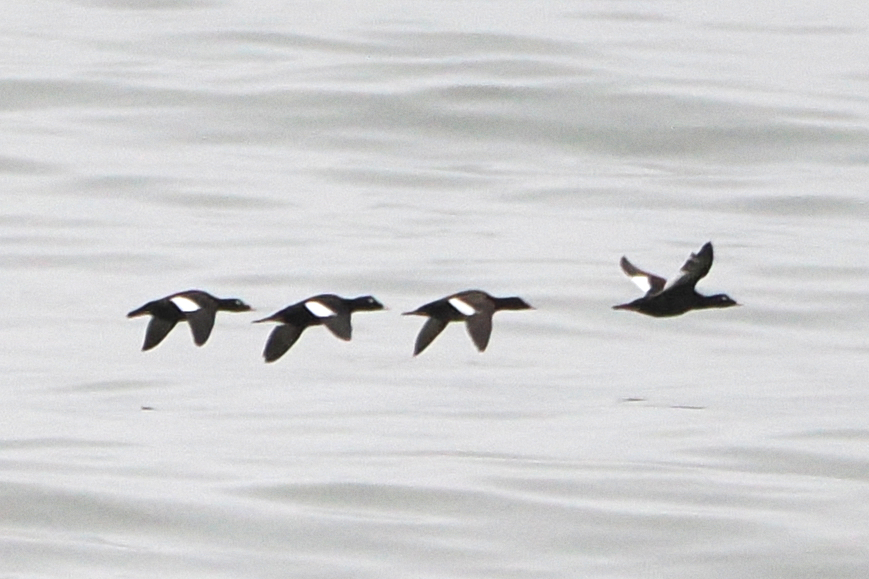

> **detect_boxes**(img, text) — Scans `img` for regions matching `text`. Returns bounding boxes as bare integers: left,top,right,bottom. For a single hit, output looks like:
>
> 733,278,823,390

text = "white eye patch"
170,296,201,312
448,297,476,316
305,300,337,318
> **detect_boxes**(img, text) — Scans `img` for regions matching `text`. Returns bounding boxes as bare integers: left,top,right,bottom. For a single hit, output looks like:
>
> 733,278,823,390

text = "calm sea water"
2,0,869,577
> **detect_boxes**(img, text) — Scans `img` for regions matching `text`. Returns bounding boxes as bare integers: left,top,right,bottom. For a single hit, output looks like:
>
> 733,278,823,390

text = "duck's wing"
323,314,352,341
263,324,304,362
413,317,448,356
447,294,481,316
304,298,339,318
301,296,352,339
169,293,209,312
127,301,154,318
669,242,714,289
464,312,493,352
620,257,666,296
185,307,218,346
142,317,178,351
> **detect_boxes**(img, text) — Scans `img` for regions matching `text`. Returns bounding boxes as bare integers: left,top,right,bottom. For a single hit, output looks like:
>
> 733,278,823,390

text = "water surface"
2,0,869,577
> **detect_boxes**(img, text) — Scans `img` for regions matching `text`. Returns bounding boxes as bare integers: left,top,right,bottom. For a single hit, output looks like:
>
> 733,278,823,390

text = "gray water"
3,0,869,577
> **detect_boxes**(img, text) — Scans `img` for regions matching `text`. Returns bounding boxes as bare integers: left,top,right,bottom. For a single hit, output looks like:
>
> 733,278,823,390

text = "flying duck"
403,290,533,356
127,290,252,350
613,242,738,317
254,294,385,362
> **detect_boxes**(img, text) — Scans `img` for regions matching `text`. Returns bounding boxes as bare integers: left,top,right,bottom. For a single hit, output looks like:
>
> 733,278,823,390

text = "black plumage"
403,290,533,356
613,242,738,317
254,294,384,362
127,290,252,350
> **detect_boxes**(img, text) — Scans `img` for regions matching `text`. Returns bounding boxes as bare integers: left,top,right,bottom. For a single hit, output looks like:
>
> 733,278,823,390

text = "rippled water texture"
2,1,869,577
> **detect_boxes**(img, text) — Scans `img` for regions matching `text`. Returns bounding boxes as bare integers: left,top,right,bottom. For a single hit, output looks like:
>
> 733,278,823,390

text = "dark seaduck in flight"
403,289,533,356
613,241,738,317
127,290,252,350
254,294,385,362
126,244,737,360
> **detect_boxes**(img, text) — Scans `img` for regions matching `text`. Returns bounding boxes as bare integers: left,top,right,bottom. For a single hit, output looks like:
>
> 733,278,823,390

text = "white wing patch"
305,300,337,318
628,275,653,294
170,296,201,312
448,297,477,316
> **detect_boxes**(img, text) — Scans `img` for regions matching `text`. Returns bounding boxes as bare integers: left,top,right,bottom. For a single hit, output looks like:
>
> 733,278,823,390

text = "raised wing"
668,242,713,289
620,256,666,296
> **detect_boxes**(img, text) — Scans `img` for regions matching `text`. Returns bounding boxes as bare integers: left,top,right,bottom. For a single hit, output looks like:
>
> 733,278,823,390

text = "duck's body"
403,290,532,356
613,242,738,317
127,290,252,350
254,294,384,362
